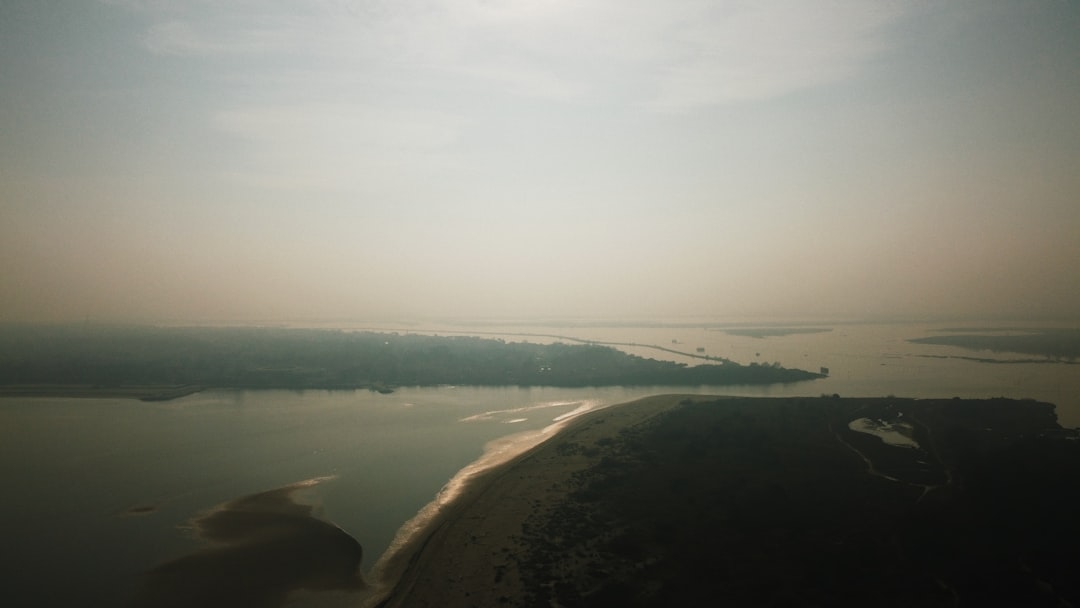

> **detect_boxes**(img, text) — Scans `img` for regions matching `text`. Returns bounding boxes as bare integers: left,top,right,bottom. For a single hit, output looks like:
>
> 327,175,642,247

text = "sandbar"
129,477,365,608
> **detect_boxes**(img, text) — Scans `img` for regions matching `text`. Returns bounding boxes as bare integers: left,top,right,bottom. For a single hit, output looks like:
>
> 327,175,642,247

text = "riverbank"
0,384,204,401
372,394,1080,607
369,394,694,608
0,325,823,393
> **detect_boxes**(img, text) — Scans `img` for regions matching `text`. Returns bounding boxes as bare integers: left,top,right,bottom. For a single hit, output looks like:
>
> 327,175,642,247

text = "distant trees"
909,330,1080,361
0,324,822,390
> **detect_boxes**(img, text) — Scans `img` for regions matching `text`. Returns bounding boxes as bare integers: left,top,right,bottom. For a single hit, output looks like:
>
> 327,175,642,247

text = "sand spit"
128,477,365,608
369,394,695,608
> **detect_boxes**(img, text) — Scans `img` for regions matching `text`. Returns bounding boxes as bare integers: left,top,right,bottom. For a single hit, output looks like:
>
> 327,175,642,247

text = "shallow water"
0,386,667,607
127,477,365,608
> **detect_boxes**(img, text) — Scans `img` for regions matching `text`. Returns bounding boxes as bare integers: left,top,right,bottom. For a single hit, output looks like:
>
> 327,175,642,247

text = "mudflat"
375,394,1080,607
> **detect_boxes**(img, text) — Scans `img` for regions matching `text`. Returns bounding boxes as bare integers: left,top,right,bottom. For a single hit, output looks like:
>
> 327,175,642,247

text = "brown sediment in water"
369,394,694,608
128,477,365,608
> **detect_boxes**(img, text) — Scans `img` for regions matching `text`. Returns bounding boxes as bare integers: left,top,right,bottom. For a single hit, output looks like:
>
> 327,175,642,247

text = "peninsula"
374,395,1080,607
0,325,821,397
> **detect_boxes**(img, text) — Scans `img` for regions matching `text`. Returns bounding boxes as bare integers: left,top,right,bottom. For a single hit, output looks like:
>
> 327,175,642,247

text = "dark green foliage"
910,328,1080,360
516,397,1079,607
0,324,821,390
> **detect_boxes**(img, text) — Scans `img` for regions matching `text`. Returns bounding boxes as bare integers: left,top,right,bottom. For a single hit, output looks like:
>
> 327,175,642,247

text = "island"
0,325,822,397
910,327,1080,361
372,395,1080,607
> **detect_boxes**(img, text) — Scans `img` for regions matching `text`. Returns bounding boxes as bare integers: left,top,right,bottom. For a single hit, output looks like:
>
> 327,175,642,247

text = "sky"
2,0,1079,324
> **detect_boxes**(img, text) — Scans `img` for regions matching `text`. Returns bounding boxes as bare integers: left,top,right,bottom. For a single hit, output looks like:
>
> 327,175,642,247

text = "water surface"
3,321,1077,606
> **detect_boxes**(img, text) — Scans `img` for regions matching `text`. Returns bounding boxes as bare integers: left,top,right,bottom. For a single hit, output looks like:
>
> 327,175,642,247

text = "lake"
1,321,1076,606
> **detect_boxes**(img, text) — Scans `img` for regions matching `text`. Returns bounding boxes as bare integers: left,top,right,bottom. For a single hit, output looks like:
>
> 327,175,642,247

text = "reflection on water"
128,477,364,608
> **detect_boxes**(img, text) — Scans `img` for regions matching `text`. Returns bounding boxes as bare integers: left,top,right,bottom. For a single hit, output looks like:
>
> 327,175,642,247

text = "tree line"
0,324,823,391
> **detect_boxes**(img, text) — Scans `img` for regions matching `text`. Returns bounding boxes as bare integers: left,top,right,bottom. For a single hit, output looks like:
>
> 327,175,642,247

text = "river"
1,320,1075,606
353,320,1080,426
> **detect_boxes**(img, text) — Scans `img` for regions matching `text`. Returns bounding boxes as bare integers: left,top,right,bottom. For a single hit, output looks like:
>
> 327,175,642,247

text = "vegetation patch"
514,397,1080,607
0,325,822,395
910,328,1080,360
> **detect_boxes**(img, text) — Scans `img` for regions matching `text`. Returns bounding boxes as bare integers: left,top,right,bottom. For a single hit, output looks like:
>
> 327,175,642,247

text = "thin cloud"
453,63,585,102
118,1,921,109
141,19,298,56
214,103,463,150
645,1,918,110
211,103,465,192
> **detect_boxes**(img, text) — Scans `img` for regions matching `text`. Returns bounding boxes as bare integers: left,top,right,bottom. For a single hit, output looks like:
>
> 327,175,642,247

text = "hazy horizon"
3,1,1078,325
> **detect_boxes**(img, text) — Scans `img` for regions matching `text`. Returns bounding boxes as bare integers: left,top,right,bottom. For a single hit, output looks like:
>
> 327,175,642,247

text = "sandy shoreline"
368,394,697,608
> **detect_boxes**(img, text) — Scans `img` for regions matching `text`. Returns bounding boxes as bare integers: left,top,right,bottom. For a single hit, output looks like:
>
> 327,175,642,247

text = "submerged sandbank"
128,477,365,608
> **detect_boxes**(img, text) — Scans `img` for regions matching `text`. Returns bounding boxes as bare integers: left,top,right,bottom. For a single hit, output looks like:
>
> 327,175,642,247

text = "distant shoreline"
0,384,205,401
910,328,1080,360
0,325,824,392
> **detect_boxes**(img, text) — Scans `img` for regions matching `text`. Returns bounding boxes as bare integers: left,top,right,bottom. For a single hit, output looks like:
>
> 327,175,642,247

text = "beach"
369,394,693,608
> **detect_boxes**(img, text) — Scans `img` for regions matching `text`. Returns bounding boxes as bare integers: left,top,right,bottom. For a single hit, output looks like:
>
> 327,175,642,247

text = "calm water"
358,321,1080,426
0,386,668,607
1,321,1076,606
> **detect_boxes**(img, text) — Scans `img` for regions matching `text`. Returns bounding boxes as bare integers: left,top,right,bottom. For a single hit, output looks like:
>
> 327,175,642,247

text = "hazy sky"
2,0,1078,323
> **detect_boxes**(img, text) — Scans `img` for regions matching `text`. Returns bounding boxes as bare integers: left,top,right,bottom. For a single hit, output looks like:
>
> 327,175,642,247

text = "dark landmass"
934,326,1076,333
917,354,1079,365
0,325,821,397
437,319,827,329
381,395,1080,607
128,477,364,608
717,327,832,338
396,328,754,364
0,384,204,401
911,328,1080,360
441,319,842,331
